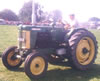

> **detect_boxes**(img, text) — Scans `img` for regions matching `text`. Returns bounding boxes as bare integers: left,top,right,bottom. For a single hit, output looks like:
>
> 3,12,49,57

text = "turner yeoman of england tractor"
2,25,98,78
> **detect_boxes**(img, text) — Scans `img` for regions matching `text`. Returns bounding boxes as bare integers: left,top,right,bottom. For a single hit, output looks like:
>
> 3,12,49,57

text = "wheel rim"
30,56,45,75
76,37,95,65
7,51,21,66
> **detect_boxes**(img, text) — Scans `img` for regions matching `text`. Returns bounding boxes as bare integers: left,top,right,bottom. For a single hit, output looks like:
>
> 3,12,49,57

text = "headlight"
18,38,25,42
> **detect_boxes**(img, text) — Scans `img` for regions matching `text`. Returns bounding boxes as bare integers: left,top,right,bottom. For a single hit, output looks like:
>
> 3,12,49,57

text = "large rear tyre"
68,30,98,70
24,53,48,78
2,46,22,69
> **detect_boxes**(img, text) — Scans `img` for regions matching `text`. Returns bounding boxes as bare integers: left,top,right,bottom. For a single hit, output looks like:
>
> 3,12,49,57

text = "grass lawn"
0,25,18,56
0,25,100,81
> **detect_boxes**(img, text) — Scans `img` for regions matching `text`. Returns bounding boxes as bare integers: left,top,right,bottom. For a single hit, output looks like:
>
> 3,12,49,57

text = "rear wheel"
2,46,22,69
68,30,98,70
24,53,48,78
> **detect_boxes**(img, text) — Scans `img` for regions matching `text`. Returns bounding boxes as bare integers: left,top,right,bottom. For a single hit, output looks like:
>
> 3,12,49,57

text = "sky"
0,0,100,22
0,0,30,14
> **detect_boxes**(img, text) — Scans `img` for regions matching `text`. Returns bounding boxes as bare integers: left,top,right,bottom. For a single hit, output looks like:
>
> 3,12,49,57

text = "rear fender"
68,28,88,39
64,28,88,42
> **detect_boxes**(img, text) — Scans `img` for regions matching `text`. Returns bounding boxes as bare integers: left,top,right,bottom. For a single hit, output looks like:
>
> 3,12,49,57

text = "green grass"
0,25,18,55
0,25,100,81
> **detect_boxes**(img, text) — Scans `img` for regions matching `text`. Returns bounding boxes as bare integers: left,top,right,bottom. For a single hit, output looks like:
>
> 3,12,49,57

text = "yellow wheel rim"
76,37,95,65
7,51,21,66
30,56,45,75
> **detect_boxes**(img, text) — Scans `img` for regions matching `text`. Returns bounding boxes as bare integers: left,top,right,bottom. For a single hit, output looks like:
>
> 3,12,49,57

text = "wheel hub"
30,56,45,75
11,55,17,60
82,48,89,54
7,51,21,66
35,64,39,68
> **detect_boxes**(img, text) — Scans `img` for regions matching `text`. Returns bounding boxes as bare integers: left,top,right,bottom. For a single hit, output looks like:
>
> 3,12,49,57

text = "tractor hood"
18,25,54,32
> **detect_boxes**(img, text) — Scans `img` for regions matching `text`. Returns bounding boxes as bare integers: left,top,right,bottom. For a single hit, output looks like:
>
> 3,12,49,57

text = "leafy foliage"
89,17,100,22
0,9,19,21
19,1,32,22
52,10,62,22
19,0,44,23
19,0,62,23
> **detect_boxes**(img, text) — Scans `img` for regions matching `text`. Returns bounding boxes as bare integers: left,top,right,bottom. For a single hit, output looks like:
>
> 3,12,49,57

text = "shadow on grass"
11,67,24,72
29,64,100,81
8,62,100,81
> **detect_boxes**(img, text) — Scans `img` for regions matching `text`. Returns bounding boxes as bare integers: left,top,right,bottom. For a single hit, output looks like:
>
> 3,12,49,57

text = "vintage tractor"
2,25,98,78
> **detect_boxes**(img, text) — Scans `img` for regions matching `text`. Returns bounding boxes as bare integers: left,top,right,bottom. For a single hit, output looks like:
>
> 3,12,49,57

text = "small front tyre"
24,53,48,79
2,46,23,70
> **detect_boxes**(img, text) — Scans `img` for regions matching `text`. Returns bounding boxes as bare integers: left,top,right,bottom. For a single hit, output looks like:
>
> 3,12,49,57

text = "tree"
19,0,43,23
52,10,62,22
88,17,100,29
0,9,18,21
89,17,100,22
19,1,32,22
19,1,62,24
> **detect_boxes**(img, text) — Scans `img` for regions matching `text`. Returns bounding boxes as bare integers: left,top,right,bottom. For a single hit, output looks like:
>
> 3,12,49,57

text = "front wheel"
2,46,23,69
24,53,48,78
